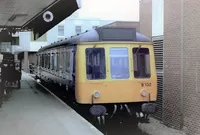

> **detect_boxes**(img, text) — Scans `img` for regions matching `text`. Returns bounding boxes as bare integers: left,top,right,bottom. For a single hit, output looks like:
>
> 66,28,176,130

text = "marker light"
141,90,147,97
93,91,100,98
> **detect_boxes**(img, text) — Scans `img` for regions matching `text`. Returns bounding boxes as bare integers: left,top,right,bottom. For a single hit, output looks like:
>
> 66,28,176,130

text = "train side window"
45,54,47,68
66,51,70,72
51,54,54,70
57,53,60,70
42,54,44,67
110,48,130,79
62,52,65,72
44,54,47,68
45,54,48,68
40,55,42,67
54,53,57,70
133,48,151,78
49,54,51,69
37,55,39,66
85,48,106,80
47,54,50,69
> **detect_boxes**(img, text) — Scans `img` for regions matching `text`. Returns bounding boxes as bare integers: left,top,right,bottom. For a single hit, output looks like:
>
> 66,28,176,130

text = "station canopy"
0,0,79,41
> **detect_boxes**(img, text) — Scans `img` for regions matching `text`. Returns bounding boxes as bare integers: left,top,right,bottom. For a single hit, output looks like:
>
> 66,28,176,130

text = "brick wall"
163,0,182,130
182,1,200,135
164,0,200,134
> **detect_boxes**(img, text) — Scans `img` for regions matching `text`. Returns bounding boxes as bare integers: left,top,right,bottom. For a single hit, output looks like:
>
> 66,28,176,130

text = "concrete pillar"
24,51,29,73
139,0,152,38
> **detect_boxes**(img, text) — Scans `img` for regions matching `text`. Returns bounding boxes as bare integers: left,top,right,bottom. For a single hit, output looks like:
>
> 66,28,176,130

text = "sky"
76,0,140,21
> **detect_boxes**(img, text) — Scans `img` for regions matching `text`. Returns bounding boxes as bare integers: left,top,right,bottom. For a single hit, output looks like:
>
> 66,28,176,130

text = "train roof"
38,27,152,52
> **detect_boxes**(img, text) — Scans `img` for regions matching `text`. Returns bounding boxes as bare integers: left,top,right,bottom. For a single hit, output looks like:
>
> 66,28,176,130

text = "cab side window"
133,48,151,78
85,48,106,80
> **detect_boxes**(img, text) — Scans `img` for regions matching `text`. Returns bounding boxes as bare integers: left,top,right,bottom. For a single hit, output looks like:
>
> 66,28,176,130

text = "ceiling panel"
0,0,78,38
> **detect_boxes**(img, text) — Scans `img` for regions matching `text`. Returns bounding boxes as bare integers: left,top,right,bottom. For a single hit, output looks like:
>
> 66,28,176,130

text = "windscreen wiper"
136,44,142,54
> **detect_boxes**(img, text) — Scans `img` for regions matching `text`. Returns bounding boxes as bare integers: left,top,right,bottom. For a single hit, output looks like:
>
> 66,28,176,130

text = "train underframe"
36,76,157,126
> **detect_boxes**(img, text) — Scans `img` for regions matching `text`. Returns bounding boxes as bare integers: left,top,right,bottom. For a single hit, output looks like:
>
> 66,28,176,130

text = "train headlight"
93,91,100,98
141,90,147,97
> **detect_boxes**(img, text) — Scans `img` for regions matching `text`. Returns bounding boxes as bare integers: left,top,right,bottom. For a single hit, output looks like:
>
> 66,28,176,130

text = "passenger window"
86,48,106,80
51,54,54,70
42,54,44,67
66,51,70,72
62,52,65,72
45,54,48,68
48,54,50,69
133,48,151,78
54,54,57,70
57,53,60,70
37,55,39,66
110,48,130,79
40,55,42,67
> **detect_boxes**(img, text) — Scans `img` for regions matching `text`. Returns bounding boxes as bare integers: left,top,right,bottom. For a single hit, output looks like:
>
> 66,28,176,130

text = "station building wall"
164,0,200,134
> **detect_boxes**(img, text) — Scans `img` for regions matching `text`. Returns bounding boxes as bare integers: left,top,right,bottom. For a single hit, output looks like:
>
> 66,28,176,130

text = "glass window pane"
58,25,64,36
66,52,70,72
133,48,151,78
110,48,129,79
40,55,42,67
57,53,60,70
54,54,57,70
37,56,39,66
48,55,50,69
52,54,54,70
75,25,81,34
85,48,106,80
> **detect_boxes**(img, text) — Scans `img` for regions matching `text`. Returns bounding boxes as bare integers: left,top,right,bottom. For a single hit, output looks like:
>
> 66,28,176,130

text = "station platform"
0,72,103,135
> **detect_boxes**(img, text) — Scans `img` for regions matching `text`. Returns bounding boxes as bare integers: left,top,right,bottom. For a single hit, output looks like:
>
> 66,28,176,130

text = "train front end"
75,42,157,119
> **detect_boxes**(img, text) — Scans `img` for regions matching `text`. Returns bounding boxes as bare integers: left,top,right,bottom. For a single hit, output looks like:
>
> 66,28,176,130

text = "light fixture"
93,91,100,98
141,89,147,97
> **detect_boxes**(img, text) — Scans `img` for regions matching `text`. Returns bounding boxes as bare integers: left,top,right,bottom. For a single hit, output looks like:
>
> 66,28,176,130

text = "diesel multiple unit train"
34,27,157,125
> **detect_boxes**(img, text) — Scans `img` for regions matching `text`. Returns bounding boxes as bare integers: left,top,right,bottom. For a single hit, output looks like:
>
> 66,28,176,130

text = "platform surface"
0,72,102,135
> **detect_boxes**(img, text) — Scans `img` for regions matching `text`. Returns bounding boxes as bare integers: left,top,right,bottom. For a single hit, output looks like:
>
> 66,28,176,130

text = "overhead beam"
22,0,78,40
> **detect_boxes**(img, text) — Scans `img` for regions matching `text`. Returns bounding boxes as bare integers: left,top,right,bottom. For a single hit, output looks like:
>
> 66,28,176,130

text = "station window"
110,48,130,79
66,51,71,72
85,48,106,80
58,25,64,37
75,25,82,34
133,48,151,78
